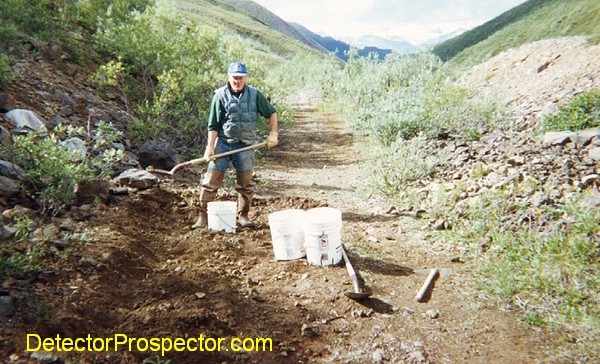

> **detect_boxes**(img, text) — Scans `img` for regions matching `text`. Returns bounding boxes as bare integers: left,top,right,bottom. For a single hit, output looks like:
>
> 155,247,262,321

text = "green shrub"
0,244,45,280
74,0,152,30
447,185,600,353
89,59,125,88
370,136,444,199
540,89,600,132
12,132,96,215
0,0,152,65
480,204,599,330
0,0,59,41
93,3,232,153
10,124,123,216
322,52,506,146
13,215,35,241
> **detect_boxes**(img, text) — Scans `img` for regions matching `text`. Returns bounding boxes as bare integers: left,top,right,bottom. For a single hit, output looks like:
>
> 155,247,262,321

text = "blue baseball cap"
227,62,248,76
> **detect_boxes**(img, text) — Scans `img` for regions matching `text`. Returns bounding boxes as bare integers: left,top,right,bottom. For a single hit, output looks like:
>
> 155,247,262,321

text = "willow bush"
92,0,295,156
540,88,600,132
322,51,506,146
9,122,123,216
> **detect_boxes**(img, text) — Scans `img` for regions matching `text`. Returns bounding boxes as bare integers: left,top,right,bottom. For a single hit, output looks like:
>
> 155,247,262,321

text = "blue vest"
216,85,258,144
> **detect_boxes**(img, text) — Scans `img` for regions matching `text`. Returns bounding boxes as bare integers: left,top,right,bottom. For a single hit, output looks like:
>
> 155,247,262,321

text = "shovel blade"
145,166,173,176
345,290,373,299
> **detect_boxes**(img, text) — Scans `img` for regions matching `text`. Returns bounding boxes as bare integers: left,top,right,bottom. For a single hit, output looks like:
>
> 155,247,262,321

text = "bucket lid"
305,207,342,224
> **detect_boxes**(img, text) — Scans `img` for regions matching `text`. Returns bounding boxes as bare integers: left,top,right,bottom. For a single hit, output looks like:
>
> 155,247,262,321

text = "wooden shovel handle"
169,141,267,174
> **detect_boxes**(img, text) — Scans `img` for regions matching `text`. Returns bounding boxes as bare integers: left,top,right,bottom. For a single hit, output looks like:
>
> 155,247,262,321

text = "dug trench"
3,100,564,363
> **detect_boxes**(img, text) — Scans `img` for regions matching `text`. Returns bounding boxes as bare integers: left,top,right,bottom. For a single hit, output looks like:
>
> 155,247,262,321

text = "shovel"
341,245,372,299
147,141,267,176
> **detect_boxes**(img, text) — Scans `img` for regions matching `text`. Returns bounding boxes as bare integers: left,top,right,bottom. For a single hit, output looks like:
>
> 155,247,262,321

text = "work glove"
203,145,215,161
266,131,278,148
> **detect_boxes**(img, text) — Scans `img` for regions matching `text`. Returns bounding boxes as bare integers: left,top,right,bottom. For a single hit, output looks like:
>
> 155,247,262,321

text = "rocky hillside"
460,36,600,130
414,37,600,233
432,0,550,61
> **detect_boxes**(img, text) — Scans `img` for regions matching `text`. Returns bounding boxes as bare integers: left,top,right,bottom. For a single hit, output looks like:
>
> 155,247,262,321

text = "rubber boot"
235,171,256,229
191,170,225,229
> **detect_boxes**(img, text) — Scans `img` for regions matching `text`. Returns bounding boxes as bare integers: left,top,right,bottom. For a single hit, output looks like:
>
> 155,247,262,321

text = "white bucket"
303,207,343,266
207,201,237,233
268,209,307,260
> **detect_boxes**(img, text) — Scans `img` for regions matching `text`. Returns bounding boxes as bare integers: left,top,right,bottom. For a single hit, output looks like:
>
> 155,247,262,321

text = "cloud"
252,0,528,44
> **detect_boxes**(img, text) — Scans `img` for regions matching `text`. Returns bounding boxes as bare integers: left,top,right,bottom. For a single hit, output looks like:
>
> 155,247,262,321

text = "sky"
251,0,529,45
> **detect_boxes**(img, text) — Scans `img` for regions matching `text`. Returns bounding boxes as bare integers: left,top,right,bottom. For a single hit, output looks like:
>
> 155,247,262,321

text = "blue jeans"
208,139,255,173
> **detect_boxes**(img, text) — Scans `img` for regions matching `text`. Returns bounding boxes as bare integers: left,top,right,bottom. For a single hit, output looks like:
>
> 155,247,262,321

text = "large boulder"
137,139,181,170
61,137,87,159
0,161,26,180
0,175,19,198
4,109,48,133
113,169,159,189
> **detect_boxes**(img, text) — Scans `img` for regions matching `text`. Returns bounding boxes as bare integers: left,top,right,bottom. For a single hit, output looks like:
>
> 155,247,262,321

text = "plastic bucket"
207,201,237,233
303,207,343,266
268,209,307,260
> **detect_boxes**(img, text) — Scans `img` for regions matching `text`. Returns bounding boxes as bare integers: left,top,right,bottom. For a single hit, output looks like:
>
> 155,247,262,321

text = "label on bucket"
319,232,329,261
304,207,343,266
304,228,342,266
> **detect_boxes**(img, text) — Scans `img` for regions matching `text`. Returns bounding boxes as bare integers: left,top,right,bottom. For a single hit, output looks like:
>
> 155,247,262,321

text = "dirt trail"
3,97,565,363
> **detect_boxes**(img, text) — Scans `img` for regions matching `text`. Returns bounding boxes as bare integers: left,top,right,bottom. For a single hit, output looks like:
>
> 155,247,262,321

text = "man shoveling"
192,62,279,229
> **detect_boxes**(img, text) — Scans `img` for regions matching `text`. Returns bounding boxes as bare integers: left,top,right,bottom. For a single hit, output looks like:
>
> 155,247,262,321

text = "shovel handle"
341,246,361,293
169,141,267,174
415,268,439,302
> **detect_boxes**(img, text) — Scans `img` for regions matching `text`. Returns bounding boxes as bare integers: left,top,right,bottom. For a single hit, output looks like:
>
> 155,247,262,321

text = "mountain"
290,23,393,62
419,28,468,51
343,35,420,55
222,0,328,53
177,0,324,65
219,0,393,61
432,0,600,65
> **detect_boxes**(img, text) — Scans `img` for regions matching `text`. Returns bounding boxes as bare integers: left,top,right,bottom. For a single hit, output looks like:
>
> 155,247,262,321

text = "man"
192,61,279,229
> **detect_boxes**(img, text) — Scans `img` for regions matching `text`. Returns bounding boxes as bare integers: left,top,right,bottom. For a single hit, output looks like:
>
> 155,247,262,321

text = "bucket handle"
215,213,236,232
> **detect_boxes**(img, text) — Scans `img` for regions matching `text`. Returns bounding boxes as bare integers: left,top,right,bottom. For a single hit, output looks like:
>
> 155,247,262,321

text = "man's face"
228,75,247,93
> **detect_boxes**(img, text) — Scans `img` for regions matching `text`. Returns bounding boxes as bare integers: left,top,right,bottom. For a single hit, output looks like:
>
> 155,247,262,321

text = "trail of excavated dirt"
2,96,570,364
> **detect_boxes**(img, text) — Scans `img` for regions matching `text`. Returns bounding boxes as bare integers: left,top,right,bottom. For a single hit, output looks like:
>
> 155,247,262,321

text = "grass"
429,183,600,357
435,0,600,68
432,0,550,61
391,159,599,357
0,244,46,280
